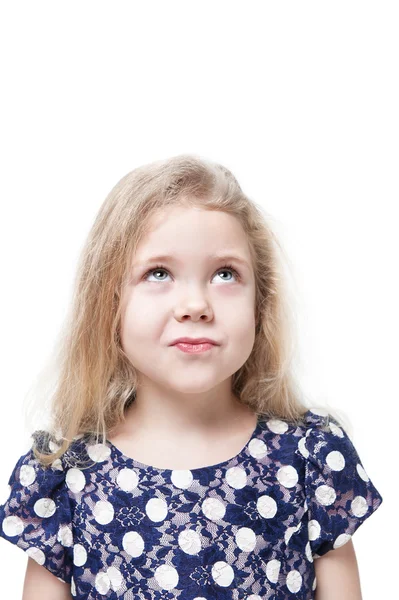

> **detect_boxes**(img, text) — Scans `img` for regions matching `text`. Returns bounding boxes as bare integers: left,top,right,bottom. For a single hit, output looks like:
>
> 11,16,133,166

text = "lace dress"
0,409,383,599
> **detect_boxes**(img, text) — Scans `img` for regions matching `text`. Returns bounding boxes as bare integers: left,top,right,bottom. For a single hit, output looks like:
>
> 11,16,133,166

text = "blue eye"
142,264,241,282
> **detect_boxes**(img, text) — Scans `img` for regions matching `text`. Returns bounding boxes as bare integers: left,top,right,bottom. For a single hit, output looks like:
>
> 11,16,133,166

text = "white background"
0,1,396,598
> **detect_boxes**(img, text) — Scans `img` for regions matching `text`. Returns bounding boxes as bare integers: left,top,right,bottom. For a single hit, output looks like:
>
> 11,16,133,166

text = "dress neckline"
104,415,263,473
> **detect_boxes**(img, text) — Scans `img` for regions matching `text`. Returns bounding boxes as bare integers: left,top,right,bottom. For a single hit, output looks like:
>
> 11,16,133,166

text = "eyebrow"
133,253,251,270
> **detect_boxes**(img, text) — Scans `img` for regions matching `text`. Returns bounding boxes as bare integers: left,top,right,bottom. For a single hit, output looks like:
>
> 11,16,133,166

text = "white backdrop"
0,1,396,598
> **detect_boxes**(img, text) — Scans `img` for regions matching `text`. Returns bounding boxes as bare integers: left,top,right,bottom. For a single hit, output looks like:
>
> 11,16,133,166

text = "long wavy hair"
25,154,345,468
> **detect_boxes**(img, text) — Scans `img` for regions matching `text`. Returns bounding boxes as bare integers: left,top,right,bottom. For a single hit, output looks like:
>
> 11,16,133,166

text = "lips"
170,337,219,346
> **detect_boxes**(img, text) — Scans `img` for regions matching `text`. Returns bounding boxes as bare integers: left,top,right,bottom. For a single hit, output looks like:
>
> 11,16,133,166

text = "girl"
0,155,383,600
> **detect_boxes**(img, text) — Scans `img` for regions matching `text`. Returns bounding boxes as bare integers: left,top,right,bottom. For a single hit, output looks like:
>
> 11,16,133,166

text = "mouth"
172,342,215,354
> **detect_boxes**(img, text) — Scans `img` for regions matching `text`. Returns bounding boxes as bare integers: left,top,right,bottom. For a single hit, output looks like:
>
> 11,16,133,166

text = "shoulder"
295,408,384,558
296,407,377,493
297,408,366,474
297,408,348,453
1,430,101,510
5,434,67,489
0,430,118,585
0,431,80,583
256,408,361,470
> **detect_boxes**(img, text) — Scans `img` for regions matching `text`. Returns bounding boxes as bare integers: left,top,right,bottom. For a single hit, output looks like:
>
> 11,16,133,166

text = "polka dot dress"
0,409,383,599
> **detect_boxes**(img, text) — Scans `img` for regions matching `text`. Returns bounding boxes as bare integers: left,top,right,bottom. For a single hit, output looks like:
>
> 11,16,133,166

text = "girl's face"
119,205,257,396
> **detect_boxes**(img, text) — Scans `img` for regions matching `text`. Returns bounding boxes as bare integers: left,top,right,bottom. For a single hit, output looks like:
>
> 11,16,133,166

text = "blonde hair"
25,154,340,468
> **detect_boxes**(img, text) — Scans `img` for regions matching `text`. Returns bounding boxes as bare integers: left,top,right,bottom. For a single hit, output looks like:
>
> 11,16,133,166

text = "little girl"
0,155,383,600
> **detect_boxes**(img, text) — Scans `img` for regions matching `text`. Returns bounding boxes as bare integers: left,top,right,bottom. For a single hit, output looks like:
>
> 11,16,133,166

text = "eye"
142,265,170,282
142,263,241,283
215,264,241,282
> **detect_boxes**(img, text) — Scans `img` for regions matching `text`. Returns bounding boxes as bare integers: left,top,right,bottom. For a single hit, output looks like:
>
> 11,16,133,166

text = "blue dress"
0,409,383,599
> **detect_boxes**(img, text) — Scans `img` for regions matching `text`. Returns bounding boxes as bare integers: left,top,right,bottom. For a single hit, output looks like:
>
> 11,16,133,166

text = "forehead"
134,206,252,267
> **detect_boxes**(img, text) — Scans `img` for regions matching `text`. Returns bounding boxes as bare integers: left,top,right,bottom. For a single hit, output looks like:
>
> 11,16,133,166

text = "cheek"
119,296,160,351
237,322,256,357
219,293,256,326
232,305,257,354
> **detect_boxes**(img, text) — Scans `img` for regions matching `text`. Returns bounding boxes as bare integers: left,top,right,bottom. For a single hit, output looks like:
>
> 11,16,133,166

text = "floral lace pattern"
0,409,383,599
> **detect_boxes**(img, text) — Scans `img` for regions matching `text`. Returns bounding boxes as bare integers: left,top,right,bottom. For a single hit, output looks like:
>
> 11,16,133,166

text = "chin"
164,381,221,395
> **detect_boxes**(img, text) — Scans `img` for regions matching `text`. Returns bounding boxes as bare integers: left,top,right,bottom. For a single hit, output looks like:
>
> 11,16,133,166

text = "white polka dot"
95,571,111,594
49,440,61,453
66,468,86,493
334,533,352,548
117,468,139,492
202,497,226,521
357,464,369,482
277,465,298,488
351,495,368,517
248,438,268,459
26,546,45,565
266,419,289,434
257,495,278,518
171,470,193,490
329,422,344,438
284,523,301,545
146,497,168,522
73,543,88,566
298,437,309,459
309,407,329,417
308,519,321,541
211,561,234,586
93,500,114,525
247,596,262,600
122,530,145,557
226,466,247,489
34,498,57,518
71,576,76,596
305,541,313,562
107,566,124,591
312,576,317,590
154,564,179,590
87,443,111,463
326,451,345,471
265,558,281,583
58,524,73,546
315,484,336,506
2,515,24,536
178,529,202,555
51,458,63,471
286,569,302,593
20,464,36,486
236,527,256,551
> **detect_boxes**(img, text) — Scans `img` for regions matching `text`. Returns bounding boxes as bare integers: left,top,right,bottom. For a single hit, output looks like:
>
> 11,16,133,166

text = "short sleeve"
0,435,73,584
303,411,383,559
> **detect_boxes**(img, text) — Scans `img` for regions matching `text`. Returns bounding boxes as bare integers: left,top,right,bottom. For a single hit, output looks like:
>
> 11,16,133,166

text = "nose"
174,292,213,322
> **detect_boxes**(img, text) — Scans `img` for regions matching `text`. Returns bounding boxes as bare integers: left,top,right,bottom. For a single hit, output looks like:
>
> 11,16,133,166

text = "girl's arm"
22,558,73,600
314,539,362,600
